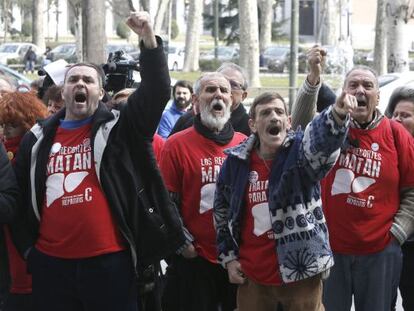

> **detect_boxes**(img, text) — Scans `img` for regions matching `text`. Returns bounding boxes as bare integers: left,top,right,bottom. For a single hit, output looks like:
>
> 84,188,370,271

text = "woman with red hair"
0,91,47,311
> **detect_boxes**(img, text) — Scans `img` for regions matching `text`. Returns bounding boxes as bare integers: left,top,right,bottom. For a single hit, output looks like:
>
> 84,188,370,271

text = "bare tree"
374,0,387,75
127,0,136,11
68,0,83,62
1,0,11,43
183,0,202,72
258,0,274,54
154,0,171,35
82,0,106,64
33,0,45,51
239,0,261,87
320,0,338,45
140,0,150,11
385,0,414,72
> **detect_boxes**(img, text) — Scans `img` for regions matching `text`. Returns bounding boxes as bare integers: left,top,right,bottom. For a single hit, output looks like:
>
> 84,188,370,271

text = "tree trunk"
183,0,202,72
320,0,338,45
82,0,106,64
2,0,8,43
386,0,410,73
239,0,261,87
374,0,387,75
258,0,273,54
154,0,170,35
140,0,149,12
33,0,45,51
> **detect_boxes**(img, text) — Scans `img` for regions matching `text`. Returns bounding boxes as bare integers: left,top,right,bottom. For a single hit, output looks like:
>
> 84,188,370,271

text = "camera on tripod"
102,50,140,94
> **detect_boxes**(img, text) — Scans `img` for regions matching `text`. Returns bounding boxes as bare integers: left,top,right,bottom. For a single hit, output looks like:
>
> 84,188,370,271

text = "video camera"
102,50,139,94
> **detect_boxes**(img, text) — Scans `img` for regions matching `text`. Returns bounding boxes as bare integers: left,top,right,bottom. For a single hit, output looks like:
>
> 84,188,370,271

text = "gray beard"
200,102,231,132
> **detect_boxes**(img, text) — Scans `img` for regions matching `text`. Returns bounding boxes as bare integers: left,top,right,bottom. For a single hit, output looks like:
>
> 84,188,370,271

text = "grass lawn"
171,71,344,99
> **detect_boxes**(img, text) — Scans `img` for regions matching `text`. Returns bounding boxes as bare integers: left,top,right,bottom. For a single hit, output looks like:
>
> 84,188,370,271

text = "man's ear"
376,90,380,106
99,88,104,101
242,91,248,101
287,115,292,130
192,94,199,114
248,118,256,133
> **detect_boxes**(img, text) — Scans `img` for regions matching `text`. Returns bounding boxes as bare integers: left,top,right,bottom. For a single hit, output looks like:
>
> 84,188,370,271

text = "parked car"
49,43,77,63
378,71,414,114
167,44,185,71
200,46,239,62
260,46,289,73
0,42,42,65
0,64,32,90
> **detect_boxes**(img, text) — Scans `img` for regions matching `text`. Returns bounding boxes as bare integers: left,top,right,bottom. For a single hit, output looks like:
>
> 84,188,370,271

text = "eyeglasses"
229,80,245,91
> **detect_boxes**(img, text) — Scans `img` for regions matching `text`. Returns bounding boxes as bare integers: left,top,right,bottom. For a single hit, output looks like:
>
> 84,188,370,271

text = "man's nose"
355,84,365,94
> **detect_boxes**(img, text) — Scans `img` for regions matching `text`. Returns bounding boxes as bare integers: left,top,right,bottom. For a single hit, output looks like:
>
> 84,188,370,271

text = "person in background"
23,48,37,75
42,47,52,67
0,91,48,311
216,62,250,136
157,80,193,139
292,48,414,311
42,85,64,116
387,86,414,311
160,72,246,311
12,12,185,311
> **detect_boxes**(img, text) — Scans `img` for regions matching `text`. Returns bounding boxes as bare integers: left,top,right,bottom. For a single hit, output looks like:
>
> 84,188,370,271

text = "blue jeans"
323,240,402,311
28,248,138,311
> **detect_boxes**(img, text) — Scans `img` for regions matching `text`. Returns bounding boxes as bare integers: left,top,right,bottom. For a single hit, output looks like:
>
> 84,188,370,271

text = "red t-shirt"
3,136,32,293
322,119,414,254
36,122,125,258
152,133,164,163
239,150,282,285
160,127,246,263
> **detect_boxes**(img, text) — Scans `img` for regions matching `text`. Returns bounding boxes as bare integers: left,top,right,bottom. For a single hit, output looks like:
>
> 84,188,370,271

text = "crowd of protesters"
0,11,413,311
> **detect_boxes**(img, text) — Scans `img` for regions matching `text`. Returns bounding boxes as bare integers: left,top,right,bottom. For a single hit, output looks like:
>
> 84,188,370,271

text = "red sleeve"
391,120,414,188
159,138,183,194
152,134,165,163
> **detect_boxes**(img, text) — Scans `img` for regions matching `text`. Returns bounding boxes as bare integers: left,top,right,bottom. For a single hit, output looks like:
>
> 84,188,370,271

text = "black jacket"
12,38,186,274
0,142,19,296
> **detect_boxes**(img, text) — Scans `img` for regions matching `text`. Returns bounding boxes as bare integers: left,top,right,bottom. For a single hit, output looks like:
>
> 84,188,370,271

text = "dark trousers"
162,255,237,311
323,240,402,311
392,241,414,311
28,248,138,311
2,293,32,311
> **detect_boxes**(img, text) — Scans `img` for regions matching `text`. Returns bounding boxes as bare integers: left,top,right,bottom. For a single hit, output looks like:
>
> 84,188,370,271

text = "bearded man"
157,80,193,139
159,72,246,311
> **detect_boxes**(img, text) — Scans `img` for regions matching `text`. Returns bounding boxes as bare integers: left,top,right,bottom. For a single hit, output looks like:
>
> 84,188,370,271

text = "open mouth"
357,100,367,107
356,96,367,107
74,91,87,103
212,103,223,111
268,125,281,136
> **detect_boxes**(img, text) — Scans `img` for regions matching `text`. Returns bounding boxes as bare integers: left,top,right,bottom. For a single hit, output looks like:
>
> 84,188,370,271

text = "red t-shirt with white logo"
322,119,414,254
160,127,246,263
239,150,282,285
36,122,125,258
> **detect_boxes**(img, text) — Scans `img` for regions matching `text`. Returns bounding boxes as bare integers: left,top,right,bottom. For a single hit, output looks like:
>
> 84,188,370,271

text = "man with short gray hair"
160,71,246,311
